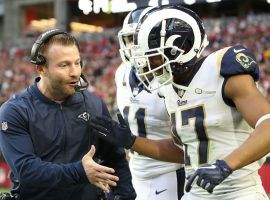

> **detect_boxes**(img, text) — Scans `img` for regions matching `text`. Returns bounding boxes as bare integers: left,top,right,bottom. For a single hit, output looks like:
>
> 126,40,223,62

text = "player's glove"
89,113,136,149
185,160,232,193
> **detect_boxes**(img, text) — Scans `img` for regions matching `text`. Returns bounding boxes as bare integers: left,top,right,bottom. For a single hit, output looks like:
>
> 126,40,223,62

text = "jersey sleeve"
219,45,259,81
115,62,130,88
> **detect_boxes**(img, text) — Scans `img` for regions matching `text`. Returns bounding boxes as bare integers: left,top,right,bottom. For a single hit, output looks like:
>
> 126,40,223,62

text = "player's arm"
90,113,184,164
132,137,183,163
223,74,270,170
185,45,270,193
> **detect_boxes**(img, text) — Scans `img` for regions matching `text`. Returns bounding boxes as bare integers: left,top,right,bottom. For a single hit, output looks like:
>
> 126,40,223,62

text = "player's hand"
89,113,136,149
185,160,232,193
82,145,119,193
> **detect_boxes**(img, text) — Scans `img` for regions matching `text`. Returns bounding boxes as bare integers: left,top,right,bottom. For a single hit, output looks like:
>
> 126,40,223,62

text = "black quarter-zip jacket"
0,78,135,200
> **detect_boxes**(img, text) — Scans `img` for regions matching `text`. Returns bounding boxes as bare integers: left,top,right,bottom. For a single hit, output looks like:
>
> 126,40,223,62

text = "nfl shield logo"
1,121,8,131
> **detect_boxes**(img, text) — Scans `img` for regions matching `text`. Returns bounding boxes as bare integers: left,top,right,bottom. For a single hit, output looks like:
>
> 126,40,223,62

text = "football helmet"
118,6,153,64
131,4,209,91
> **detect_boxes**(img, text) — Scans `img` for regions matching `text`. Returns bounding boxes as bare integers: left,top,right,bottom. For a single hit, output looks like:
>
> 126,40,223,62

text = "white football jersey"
159,45,267,198
115,62,182,179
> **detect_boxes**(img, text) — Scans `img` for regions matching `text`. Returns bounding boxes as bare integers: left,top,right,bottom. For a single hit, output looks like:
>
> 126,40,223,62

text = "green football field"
0,188,9,192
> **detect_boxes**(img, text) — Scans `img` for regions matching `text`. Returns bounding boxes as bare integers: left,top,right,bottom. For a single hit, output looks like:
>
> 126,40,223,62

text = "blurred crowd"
204,14,270,98
1,14,270,116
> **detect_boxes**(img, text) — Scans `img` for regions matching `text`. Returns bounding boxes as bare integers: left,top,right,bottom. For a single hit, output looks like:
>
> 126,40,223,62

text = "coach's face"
37,43,81,101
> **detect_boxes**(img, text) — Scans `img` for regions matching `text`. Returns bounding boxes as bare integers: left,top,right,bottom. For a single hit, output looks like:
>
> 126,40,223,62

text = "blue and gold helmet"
131,4,209,91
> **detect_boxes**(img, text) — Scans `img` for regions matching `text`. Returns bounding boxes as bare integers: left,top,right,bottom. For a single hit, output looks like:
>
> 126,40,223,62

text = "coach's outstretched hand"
82,145,119,193
89,113,136,149
185,160,232,193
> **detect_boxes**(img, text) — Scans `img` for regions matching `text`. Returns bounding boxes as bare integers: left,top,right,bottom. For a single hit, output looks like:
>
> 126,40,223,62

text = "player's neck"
173,58,203,85
173,67,194,85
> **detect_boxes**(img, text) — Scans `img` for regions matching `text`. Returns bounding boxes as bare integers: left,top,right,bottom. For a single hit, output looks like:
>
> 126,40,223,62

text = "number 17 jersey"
159,46,267,199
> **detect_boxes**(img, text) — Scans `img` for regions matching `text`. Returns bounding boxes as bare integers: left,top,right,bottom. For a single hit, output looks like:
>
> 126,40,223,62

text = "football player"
90,4,270,200
129,4,269,200
115,7,185,200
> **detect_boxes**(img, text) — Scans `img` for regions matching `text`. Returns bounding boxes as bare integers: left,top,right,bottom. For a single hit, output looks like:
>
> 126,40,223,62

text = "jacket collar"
28,77,85,106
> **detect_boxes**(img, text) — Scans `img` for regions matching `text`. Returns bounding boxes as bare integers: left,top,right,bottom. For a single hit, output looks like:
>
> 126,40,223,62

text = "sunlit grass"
0,188,9,193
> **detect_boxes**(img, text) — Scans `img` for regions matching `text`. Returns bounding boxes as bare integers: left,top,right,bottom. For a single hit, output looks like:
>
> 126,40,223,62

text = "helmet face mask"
131,45,185,91
118,7,154,64
118,23,136,63
131,5,209,91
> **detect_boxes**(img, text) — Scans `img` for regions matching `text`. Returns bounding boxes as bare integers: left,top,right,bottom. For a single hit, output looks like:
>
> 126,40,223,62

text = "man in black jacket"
0,29,136,200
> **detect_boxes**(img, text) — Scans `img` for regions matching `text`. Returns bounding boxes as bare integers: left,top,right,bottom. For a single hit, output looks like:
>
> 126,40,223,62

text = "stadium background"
0,0,269,195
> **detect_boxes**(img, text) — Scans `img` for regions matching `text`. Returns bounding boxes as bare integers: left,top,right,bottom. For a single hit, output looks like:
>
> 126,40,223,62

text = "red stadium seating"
259,163,270,195
0,162,11,189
